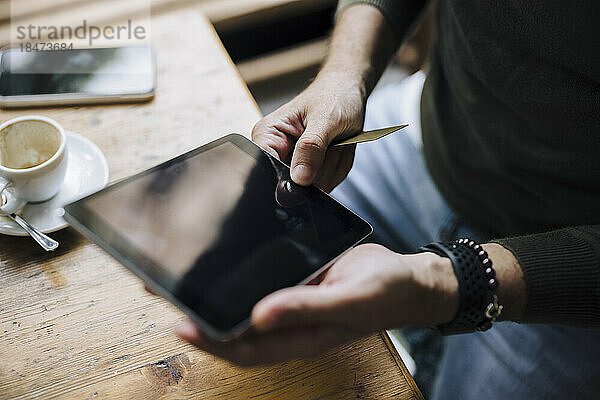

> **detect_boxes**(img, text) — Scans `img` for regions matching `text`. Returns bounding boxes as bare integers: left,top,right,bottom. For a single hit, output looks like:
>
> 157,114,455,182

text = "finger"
261,143,281,160
176,319,356,366
175,319,203,343
251,285,365,332
313,147,343,192
289,122,331,186
252,119,299,161
328,145,356,190
175,321,259,364
317,145,356,192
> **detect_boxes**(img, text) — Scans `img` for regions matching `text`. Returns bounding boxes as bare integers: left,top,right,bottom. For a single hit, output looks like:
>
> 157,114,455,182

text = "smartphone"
0,46,156,108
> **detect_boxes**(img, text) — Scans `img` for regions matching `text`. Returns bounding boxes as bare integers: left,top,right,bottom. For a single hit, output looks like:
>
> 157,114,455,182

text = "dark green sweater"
337,0,600,326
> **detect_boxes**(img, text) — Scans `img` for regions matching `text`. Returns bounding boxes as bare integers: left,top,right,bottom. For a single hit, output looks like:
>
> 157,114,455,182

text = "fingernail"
291,165,311,183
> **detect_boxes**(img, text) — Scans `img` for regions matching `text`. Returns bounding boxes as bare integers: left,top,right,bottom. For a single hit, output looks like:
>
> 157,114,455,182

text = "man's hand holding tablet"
175,244,458,366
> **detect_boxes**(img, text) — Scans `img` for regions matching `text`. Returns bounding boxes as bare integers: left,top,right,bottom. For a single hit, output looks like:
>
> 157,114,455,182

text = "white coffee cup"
0,116,68,214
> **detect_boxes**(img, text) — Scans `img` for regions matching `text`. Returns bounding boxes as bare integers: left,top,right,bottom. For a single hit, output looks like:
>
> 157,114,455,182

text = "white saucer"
0,131,109,236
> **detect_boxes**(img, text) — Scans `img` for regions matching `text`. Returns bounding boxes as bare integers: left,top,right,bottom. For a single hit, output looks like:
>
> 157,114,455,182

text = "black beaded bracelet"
419,239,503,335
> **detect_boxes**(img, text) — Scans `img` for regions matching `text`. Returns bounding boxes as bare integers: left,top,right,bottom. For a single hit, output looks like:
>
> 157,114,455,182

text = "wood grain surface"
0,4,423,400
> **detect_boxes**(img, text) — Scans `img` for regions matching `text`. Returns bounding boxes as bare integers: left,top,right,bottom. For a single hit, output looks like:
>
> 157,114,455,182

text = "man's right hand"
252,4,399,191
252,72,366,192
251,2,400,192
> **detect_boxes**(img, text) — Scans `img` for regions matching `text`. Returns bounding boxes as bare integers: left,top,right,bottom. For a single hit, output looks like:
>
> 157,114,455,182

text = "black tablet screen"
67,135,371,334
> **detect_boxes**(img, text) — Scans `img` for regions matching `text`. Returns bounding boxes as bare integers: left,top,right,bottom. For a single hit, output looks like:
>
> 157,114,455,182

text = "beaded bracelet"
419,238,503,335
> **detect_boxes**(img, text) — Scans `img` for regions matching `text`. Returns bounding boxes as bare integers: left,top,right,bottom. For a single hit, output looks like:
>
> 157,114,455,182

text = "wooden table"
0,5,423,400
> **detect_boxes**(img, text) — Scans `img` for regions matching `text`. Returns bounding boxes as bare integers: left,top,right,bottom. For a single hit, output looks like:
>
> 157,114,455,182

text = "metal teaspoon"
7,213,59,251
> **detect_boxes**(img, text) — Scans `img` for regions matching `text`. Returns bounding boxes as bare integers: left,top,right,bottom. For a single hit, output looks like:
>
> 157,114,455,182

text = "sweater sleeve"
492,225,600,327
336,0,427,39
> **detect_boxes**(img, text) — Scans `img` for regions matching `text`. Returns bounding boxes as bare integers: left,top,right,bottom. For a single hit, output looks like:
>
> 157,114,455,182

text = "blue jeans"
331,72,600,399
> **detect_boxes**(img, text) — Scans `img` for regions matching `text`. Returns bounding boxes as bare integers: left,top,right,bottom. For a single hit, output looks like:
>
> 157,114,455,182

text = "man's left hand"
176,243,459,366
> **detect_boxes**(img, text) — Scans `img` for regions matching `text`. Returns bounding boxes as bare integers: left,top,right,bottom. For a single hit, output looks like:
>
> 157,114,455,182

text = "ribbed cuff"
336,0,426,39
493,226,600,327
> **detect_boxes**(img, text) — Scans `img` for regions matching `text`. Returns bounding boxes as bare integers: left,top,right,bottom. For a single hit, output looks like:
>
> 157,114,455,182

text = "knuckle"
297,135,326,154
325,103,362,133
261,137,280,151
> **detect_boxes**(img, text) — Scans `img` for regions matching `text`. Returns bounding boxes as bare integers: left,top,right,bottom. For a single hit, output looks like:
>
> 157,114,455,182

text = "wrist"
482,243,526,321
410,252,459,326
415,240,526,333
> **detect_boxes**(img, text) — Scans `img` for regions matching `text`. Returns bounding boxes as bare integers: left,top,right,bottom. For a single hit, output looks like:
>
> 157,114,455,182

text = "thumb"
251,285,357,331
290,123,331,185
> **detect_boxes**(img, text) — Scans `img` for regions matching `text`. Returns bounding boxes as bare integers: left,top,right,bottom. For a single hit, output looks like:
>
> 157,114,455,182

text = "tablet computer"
64,134,372,341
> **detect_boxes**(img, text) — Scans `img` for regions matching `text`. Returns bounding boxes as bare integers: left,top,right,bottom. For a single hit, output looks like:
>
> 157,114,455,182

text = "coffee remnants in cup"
0,120,61,169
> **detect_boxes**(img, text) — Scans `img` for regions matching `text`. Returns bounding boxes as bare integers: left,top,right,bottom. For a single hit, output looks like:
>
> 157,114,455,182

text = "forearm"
494,225,600,327
318,4,400,100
